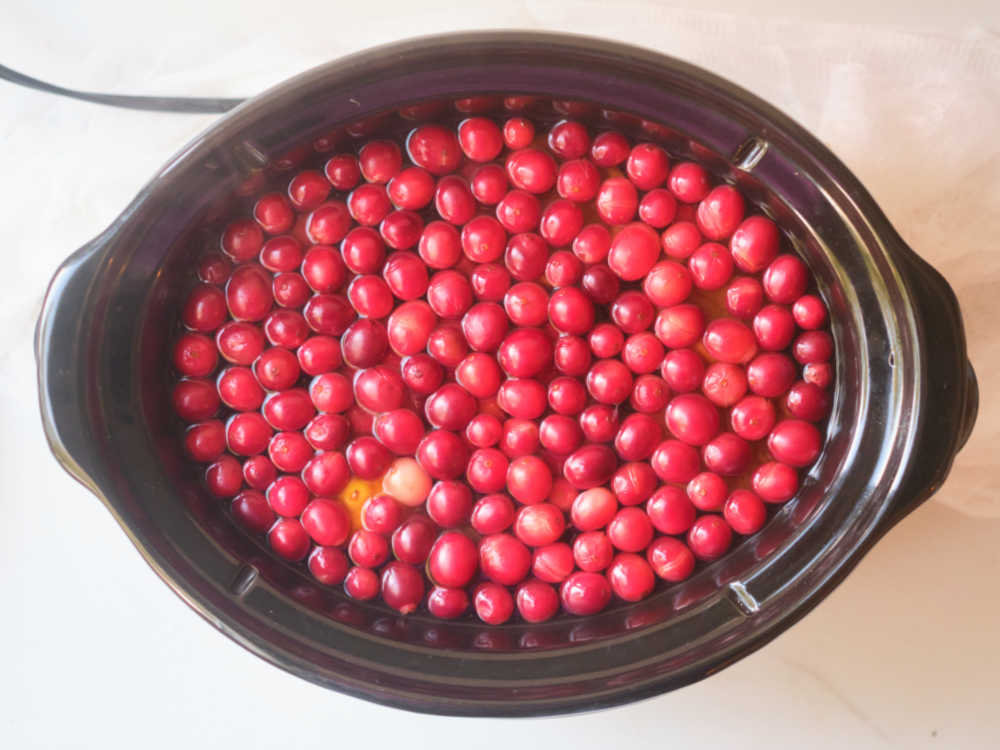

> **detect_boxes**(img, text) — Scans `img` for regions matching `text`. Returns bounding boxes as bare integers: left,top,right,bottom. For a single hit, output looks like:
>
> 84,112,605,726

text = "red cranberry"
661,221,702,259
344,566,379,600
386,167,435,211
578,404,620,443
428,530,478,588
303,293,353,336
225,413,271,456
301,245,348,295
557,159,601,202
474,582,515,624
263,309,310,349
702,362,748,407
549,478,576,511
752,462,799,503
687,515,733,561
640,262,691,309
607,507,654,552
546,376,587,416
703,318,758,364
539,414,584,455
548,287,595,335
622,332,665,375
655,304,706,348
539,199,584,248
532,542,575,583
306,201,352,245
607,553,656,601
723,490,767,535
427,587,470,619
226,265,273,322
471,163,508,205
607,223,660,281
563,445,618,490
231,489,275,533
688,242,735,290
497,378,547,419
495,189,541,234
470,263,512,302
340,319,389,369
572,224,611,264
466,413,503,448
668,161,711,203
348,529,390,568
381,210,425,251
435,175,476,225
380,251,427,300
216,322,265,366
479,533,532,586
462,302,509,352
730,395,777,441
324,154,361,191
347,183,391,226
696,185,745,240
380,562,425,614
650,439,701,483
504,232,549,281
560,572,612,615
631,374,671,413
299,498,351,546
638,189,678,228
398,353,443,397
504,282,549,326
646,485,697,534
424,270,472,319
391,515,438,564
362,494,403,536
763,254,809,303
596,177,638,225
498,328,553,378
793,330,834,364
406,124,461,175
514,504,566,547
357,140,401,183
545,250,584,287
386,301,435,357
262,387,315,431
730,216,780,272
647,537,696,582
506,148,557,194
267,431,312,472
372,409,424,454
471,493,516,535
611,462,658,506
702,432,752,476
339,227,385,276
457,117,503,162
626,143,670,190
586,359,634,405
685,471,727,511
753,304,797,351
182,284,227,332
725,276,766,319
253,192,294,235
768,419,822,467
268,518,311,561
804,362,833,389
453,353,501,399
345,436,391,479
287,169,331,212
347,275,393,319
506,455,553,505
609,293,654,336
205,454,241,497
221,219,263,261
570,487,618,531
546,119,589,159
554,335,592,376
173,378,219,422
301,451,349,496
308,546,350,585
746,353,797,397
786,381,831,422
467,448,510,493
516,579,560,623
666,393,720,446
581,264,621,305
661,349,705,393
591,131,630,166
503,116,535,148
588,323,624,359
424,383,477,431
242,455,276,491
417,431,471,481
292,337,337,379
416,221,461,270
303,413,349,452
792,294,828,330
614,413,662,461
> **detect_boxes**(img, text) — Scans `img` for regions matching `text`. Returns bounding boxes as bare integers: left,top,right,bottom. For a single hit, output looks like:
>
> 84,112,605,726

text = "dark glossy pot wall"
36,32,977,716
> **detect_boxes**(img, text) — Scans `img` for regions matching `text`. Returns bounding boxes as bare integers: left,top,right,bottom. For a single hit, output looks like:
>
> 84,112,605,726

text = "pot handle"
35,234,109,496
881,250,978,529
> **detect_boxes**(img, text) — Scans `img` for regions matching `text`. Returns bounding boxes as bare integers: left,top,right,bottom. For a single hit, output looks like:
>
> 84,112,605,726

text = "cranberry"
560,572,612,615
504,232,549,281
343,436,390,479
504,282,549,326
467,448,509,493
308,546,350,585
391,515,437,564
752,461,799,503
340,319,389,369
668,161,711,203
548,287,596,336
347,529,389,568
470,263,512,302
226,265,272,322
516,579,560,623
702,362,748,407
703,319,758,364
253,193,294,235
173,378,219,422
660,349,704,394
272,272,311,309
655,304,705,348
607,507,654,552
753,304,797,351
723,490,767,535
581,264,621,306
661,221,702,259
360,494,403,536
730,216,780,272
385,301,435,357
427,587,470,619
380,562,425,614
631,374,671,413
725,276,766,319
532,542,574,583
292,338,337,380
303,413,349,452
341,226,386,275
263,309,310,349
495,189,541,234
557,159,601,202
406,124,461,176
596,177,638,225
637,188,678,228
768,419,822,467
702,432,752,476
647,537,695,582
467,493,513,535
427,530,478,588
369,408,422,455
197,252,232,285
544,377,585,417
221,219,263,261
414,222,460,271
497,328,553,378
646,486,697,534
625,143,670,190
231,489,275,533
650,439,701,483
502,116,535,148
535,413,580,454
804,362,833,389
572,225,611,265
506,455,553,505
763,254,809,303
586,359,633,405
347,183,392,226
479,533,531,586
242,455,276,491
786,381,831,422
259,236,304,275
497,378,547,419
263,386,315,430
347,275,393,319
588,131,628,165
611,462,658,506
435,175,476,225
417,431,470,482
554,335,592,376
344,566,379,600
267,431,312,472
298,498,350,546
474,582,515,625
182,284,227,333
268,518,311,561
471,163,508,205
687,515,733,561
358,139,402,183
607,223,660,281
570,487,617,531
622,332,665,375
746,352,797,397
696,185,745,240
588,323,624,359
793,330,834,364
225,413,271,456
514,504,566,547
300,450,349,496
666,393,720,446
563,444,618,490
466,413,503,448
545,250,584,288
793,294,828,330
506,148,558,194
730,395,777,440
578,404,620,443
607,553,656,601
462,302,509,352
205,454,241,498
688,242,735,290
324,154,361,190
381,210,425,251
306,201,352,245
423,383,475,431
455,117,502,162
303,293,353,336
614,413,662,461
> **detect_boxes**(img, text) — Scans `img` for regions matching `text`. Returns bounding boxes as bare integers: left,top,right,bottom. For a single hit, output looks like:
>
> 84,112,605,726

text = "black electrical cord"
0,63,242,113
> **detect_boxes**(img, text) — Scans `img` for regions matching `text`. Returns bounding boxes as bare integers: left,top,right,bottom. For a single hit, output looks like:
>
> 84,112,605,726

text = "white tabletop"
4,2,999,747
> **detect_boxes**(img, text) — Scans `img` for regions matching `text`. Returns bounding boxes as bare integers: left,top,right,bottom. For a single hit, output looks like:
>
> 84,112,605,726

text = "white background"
4,1,999,748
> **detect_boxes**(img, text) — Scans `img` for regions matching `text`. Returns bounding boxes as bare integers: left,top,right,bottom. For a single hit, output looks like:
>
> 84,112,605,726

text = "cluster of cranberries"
171,106,833,625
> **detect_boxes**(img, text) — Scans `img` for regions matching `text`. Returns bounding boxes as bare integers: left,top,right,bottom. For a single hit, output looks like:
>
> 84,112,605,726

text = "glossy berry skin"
746,353,797,398
647,537,696,582
548,287,595,335
506,148,558,194
646,486,697,535
607,553,656,602
381,562,426,614
344,567,379,601
516,580,560,623
479,533,532,586
471,494,516,535
532,542,575,583
474,582,515,625
696,185,745,240
702,432,752,477
688,242,735,290
650,439,701,484
730,216,781,272
687,515,733,561
560,572,612,616
725,277,766,319
513,504,566,547
730,395,777,441
308,546,350,586
763,254,809,304
268,518,311,561
587,359,634,405
786,381,832,422
753,304,797,351
703,319,758,364
793,294,828,330
723,490,768,535
767,419,823,467
506,455,553,505
596,177,638,225
752,461,800,503
607,507,655,552
666,393,720,446
608,223,660,281
578,404,620,444
428,531,479,588
686,472,728,512
427,587,470,620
